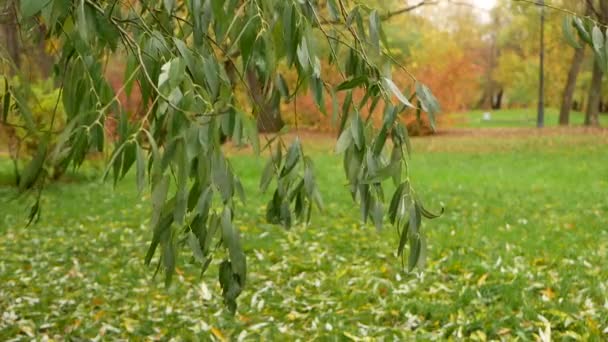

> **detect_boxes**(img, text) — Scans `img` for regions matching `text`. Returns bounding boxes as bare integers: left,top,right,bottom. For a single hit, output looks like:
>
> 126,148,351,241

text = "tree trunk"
492,88,503,110
255,104,284,133
585,60,602,126
559,46,585,125
476,87,492,109
245,69,284,133
478,14,500,111
36,25,53,78
537,1,545,128
585,0,608,126
3,8,20,70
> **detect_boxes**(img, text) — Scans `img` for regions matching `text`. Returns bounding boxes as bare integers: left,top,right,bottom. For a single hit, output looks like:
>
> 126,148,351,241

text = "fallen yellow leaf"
497,328,511,335
94,310,105,321
477,273,488,286
211,327,226,342
540,288,555,300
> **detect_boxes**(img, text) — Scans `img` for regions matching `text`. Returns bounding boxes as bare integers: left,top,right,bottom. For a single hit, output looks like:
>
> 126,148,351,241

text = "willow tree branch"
513,0,608,28
381,0,440,21
320,0,438,25
585,0,601,19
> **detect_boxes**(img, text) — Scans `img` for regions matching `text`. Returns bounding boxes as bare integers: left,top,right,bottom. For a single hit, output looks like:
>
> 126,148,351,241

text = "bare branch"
381,0,440,21
585,0,601,20
320,0,438,25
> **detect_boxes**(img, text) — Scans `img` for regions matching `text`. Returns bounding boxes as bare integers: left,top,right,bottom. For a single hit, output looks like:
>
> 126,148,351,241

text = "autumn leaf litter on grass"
1,133,608,339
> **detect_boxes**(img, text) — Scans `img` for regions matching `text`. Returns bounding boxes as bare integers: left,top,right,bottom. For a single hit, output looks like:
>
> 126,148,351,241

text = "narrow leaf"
383,78,414,108
20,0,51,18
2,79,9,123
369,10,380,53
336,76,368,91
221,208,247,283
136,144,146,194
336,128,353,154
350,113,364,150
408,235,421,272
562,16,582,49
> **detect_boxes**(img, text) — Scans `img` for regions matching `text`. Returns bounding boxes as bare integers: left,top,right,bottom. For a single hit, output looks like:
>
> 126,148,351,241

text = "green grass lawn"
448,108,603,128
1,132,607,340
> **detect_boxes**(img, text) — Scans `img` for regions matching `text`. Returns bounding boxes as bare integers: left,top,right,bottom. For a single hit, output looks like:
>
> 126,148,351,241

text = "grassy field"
447,108,603,128
1,131,608,340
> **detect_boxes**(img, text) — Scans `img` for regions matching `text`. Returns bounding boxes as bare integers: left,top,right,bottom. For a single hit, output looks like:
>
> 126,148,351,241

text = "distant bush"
1,78,67,183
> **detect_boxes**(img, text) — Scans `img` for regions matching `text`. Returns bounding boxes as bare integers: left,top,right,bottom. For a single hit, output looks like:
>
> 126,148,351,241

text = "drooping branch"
585,0,601,19
381,0,440,21
513,0,608,28
320,0,439,25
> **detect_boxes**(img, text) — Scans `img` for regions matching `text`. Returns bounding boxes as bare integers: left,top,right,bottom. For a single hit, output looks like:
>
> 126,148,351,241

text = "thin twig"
513,0,607,28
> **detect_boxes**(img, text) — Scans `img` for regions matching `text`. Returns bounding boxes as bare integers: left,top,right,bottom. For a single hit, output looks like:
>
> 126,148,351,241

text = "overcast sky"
410,0,498,24
470,0,496,22
471,0,497,11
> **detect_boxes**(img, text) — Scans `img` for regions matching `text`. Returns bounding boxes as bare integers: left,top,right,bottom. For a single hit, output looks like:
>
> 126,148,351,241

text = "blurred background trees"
269,0,608,132
2,0,607,163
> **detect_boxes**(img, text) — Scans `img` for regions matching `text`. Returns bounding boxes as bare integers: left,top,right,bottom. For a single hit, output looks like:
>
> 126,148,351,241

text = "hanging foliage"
3,0,444,312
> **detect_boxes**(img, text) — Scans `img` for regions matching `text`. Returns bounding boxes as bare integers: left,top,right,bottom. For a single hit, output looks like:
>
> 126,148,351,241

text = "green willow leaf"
20,0,51,18
408,235,422,272
163,0,175,14
416,82,441,131
187,231,206,263
2,79,9,123
260,159,274,192
327,0,340,21
398,221,409,257
12,90,36,132
350,113,365,150
573,18,592,45
369,10,380,54
331,89,339,124
372,125,388,156
76,0,92,43
276,74,290,98
284,3,298,65
336,128,353,154
336,76,368,91
310,76,325,114
419,202,445,219
238,16,259,67
562,16,582,49
372,200,383,231
136,144,146,194
221,208,246,284
388,183,405,225
150,175,170,232
174,38,205,86
282,139,301,176
219,259,241,314
382,78,414,108
592,26,604,51
162,231,176,287
339,91,353,134
19,139,48,192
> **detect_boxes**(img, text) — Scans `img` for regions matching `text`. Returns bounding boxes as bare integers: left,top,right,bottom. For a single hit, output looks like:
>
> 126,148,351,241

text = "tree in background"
247,0,490,134
537,0,545,128
559,3,589,125
478,0,601,122
403,2,485,112
584,0,608,126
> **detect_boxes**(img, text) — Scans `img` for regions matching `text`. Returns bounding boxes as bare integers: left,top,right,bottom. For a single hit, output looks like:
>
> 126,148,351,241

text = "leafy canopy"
3,0,443,312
